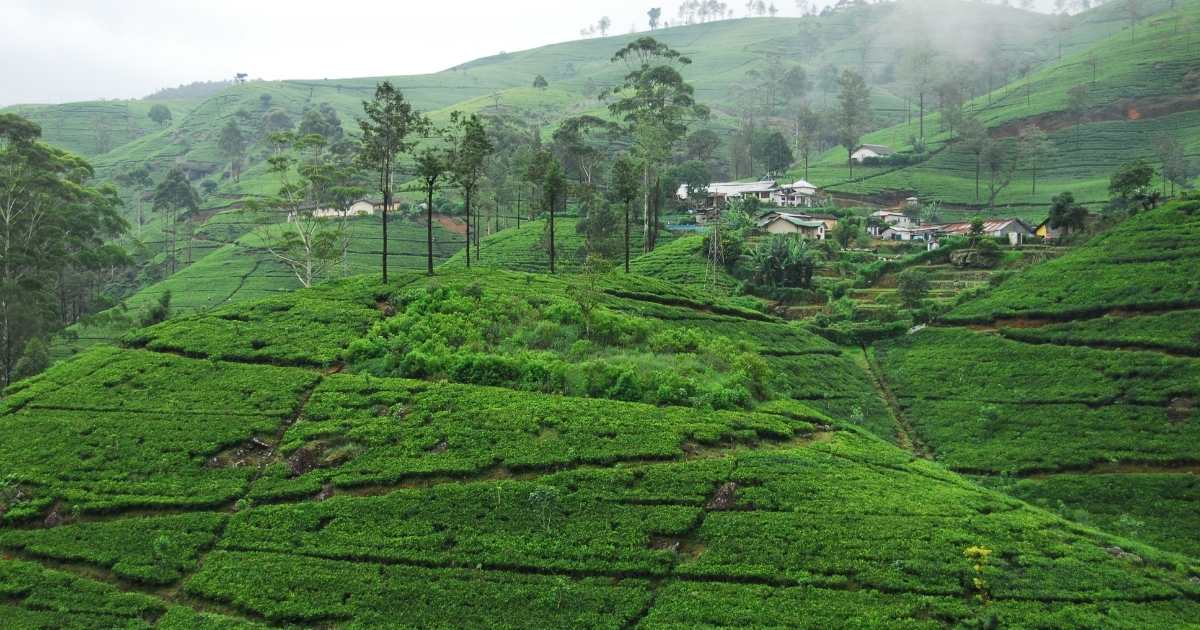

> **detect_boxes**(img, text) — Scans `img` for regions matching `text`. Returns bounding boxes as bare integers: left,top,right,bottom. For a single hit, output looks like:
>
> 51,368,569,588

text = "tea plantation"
873,200,1200,558
5,261,1200,627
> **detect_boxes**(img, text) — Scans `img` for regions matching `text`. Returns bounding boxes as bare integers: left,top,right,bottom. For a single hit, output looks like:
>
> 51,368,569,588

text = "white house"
851,144,895,163
679,179,822,209
870,210,915,231
770,180,820,208
312,199,376,219
880,225,940,242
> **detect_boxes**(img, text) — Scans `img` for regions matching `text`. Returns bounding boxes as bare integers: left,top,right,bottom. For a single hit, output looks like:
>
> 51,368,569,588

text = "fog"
1,0,1062,107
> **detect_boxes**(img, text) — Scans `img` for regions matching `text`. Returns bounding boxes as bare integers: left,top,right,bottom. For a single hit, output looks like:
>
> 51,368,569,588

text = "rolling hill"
8,0,1191,368
872,197,1200,557
804,0,1200,218
3,268,1199,627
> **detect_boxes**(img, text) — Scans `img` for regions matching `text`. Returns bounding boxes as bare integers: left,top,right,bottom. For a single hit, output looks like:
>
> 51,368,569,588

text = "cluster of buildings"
869,210,1037,248
677,179,823,209
679,177,1038,248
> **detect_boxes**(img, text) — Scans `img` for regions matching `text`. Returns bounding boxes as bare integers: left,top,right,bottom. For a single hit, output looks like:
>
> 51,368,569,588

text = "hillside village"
1,0,1199,627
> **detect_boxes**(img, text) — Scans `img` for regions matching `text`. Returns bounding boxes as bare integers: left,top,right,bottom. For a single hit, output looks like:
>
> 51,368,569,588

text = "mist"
1,0,1067,107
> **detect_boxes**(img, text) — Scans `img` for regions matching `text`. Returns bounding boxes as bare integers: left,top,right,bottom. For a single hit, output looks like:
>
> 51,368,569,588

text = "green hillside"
630,234,741,294
55,212,465,361
8,0,1190,365
805,1,1200,217
872,199,1200,557
3,268,1200,627
5,1,1070,199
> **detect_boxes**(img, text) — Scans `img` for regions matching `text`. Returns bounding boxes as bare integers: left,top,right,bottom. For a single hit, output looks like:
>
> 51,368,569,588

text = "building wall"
765,220,799,235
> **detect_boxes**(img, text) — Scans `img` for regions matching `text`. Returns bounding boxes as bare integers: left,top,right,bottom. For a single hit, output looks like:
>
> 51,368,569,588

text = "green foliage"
0,513,225,584
948,201,1200,322
896,268,931,308
147,104,172,127
0,347,316,516
1048,191,1089,232
995,473,1200,558
1000,311,1200,355
11,338,50,382
138,289,171,327
750,234,815,289
632,236,739,293
256,372,815,497
0,558,164,625
880,327,1197,407
0,114,128,384
344,277,788,409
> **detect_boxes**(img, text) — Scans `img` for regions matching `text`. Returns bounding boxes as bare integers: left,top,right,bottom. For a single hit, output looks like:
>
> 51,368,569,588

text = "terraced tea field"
8,263,1200,626
54,213,463,362
874,200,1200,557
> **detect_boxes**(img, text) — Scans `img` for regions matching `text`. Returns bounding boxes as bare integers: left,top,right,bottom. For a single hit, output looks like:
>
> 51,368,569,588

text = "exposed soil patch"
284,439,365,477
434,213,467,236
649,535,705,560
376,299,396,317
993,94,1200,138
42,501,65,528
286,448,320,476
706,482,738,511
1104,546,1143,564
997,318,1054,329
1167,398,1194,424
207,438,275,469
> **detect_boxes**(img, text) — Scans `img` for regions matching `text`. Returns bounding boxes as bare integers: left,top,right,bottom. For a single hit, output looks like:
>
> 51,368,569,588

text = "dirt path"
854,347,930,458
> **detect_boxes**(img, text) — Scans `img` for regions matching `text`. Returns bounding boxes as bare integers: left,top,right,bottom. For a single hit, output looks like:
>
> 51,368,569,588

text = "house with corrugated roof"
851,144,895,163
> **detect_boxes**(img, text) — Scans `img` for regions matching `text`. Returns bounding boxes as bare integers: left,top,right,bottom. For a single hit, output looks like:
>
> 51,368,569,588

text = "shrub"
897,269,931,308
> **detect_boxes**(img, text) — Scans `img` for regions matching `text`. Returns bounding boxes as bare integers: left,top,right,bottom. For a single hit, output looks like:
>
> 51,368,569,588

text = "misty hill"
1,1,1076,183
806,0,1200,218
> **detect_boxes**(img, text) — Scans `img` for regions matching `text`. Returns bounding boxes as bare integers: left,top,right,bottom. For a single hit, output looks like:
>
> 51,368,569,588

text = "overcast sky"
1,0,1058,107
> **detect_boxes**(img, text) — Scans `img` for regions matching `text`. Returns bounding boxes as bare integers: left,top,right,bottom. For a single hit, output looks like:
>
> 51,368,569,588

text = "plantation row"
125,275,408,366
0,557,262,629
345,273,838,410
0,347,316,518
878,328,1198,407
946,201,1200,322
4,429,1200,627
985,473,1200,559
876,328,1198,470
1001,310,1200,356
875,325,1199,557
249,373,823,501
628,235,740,294
442,217,676,274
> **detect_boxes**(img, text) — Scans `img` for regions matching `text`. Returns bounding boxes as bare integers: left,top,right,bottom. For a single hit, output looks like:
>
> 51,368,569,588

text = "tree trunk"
848,149,854,179
465,187,471,268
549,193,556,274
975,157,981,201
624,200,630,273
651,177,662,251
382,188,391,283
426,184,435,276
918,91,924,140
1031,164,1037,195
643,164,651,254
